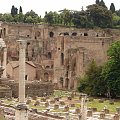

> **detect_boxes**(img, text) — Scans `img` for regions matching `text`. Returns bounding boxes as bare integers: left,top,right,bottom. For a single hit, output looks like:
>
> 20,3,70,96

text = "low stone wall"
0,80,54,98
0,85,12,98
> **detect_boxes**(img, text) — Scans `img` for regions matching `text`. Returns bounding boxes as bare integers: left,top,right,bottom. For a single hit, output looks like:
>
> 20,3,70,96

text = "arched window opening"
27,35,30,37
48,52,52,59
25,75,28,80
35,36,37,39
58,48,60,50
64,32,69,36
72,32,77,36
49,31,54,37
84,33,88,36
61,53,64,65
44,72,49,81
45,66,50,69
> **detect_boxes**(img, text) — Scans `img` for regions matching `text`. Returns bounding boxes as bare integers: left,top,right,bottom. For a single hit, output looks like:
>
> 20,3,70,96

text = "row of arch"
49,31,100,38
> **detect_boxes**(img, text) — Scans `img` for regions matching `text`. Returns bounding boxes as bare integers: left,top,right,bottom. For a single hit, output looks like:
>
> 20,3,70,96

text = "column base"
15,103,28,120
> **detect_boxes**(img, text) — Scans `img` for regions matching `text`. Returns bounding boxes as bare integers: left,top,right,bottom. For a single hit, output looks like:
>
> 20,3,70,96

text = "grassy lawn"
88,99,120,113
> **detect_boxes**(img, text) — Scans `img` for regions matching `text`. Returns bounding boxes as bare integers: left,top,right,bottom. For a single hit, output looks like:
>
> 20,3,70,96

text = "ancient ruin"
0,21,120,90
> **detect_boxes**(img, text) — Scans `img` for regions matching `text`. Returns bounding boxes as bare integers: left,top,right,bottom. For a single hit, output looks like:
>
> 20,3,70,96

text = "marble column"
81,94,87,120
15,40,28,120
2,47,7,78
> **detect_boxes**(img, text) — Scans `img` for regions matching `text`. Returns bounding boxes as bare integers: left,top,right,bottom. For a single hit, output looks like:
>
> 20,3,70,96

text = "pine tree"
110,3,115,13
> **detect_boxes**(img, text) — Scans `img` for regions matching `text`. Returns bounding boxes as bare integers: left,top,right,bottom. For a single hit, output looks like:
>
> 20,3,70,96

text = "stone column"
2,47,7,78
19,40,26,103
81,94,87,120
15,40,28,120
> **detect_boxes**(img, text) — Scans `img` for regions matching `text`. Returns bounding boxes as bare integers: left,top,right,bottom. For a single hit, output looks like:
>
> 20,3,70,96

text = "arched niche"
72,32,77,36
49,31,54,37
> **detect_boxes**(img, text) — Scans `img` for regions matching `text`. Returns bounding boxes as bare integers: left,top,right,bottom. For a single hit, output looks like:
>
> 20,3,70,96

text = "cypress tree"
96,0,100,4
110,3,115,13
19,6,23,14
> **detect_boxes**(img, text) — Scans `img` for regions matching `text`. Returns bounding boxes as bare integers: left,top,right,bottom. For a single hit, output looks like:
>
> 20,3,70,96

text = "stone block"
70,104,75,107
100,111,105,119
59,101,65,105
54,97,59,101
54,104,59,110
44,102,49,107
67,96,72,100
104,108,109,114
75,108,80,114
91,107,97,112
64,106,69,112
26,99,31,104
87,110,92,117
34,100,40,106
113,113,119,120
32,96,37,100
50,100,55,104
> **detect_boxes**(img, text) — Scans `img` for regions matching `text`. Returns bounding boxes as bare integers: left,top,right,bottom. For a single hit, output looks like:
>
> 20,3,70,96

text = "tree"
24,10,39,23
11,5,18,17
44,11,54,25
110,3,115,13
2,13,14,22
72,11,90,28
59,9,73,26
112,13,120,26
78,60,106,96
116,9,120,17
87,4,112,28
103,41,120,98
99,0,107,8
19,6,23,14
96,0,100,4
24,16,34,23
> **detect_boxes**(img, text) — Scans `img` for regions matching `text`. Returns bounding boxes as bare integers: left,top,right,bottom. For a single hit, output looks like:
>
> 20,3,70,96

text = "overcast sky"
0,0,119,17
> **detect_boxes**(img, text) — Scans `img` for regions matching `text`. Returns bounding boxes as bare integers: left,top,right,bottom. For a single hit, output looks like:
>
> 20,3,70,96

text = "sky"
0,0,119,17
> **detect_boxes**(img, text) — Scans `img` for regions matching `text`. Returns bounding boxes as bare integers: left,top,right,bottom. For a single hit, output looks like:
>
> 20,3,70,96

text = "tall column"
2,47,7,78
19,40,26,103
15,40,28,120
81,94,87,120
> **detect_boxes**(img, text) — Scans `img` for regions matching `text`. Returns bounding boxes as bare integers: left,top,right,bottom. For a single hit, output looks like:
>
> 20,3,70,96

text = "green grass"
88,99,120,113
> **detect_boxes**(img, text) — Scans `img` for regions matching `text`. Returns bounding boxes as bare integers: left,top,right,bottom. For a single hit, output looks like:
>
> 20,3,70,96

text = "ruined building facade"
0,22,120,90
